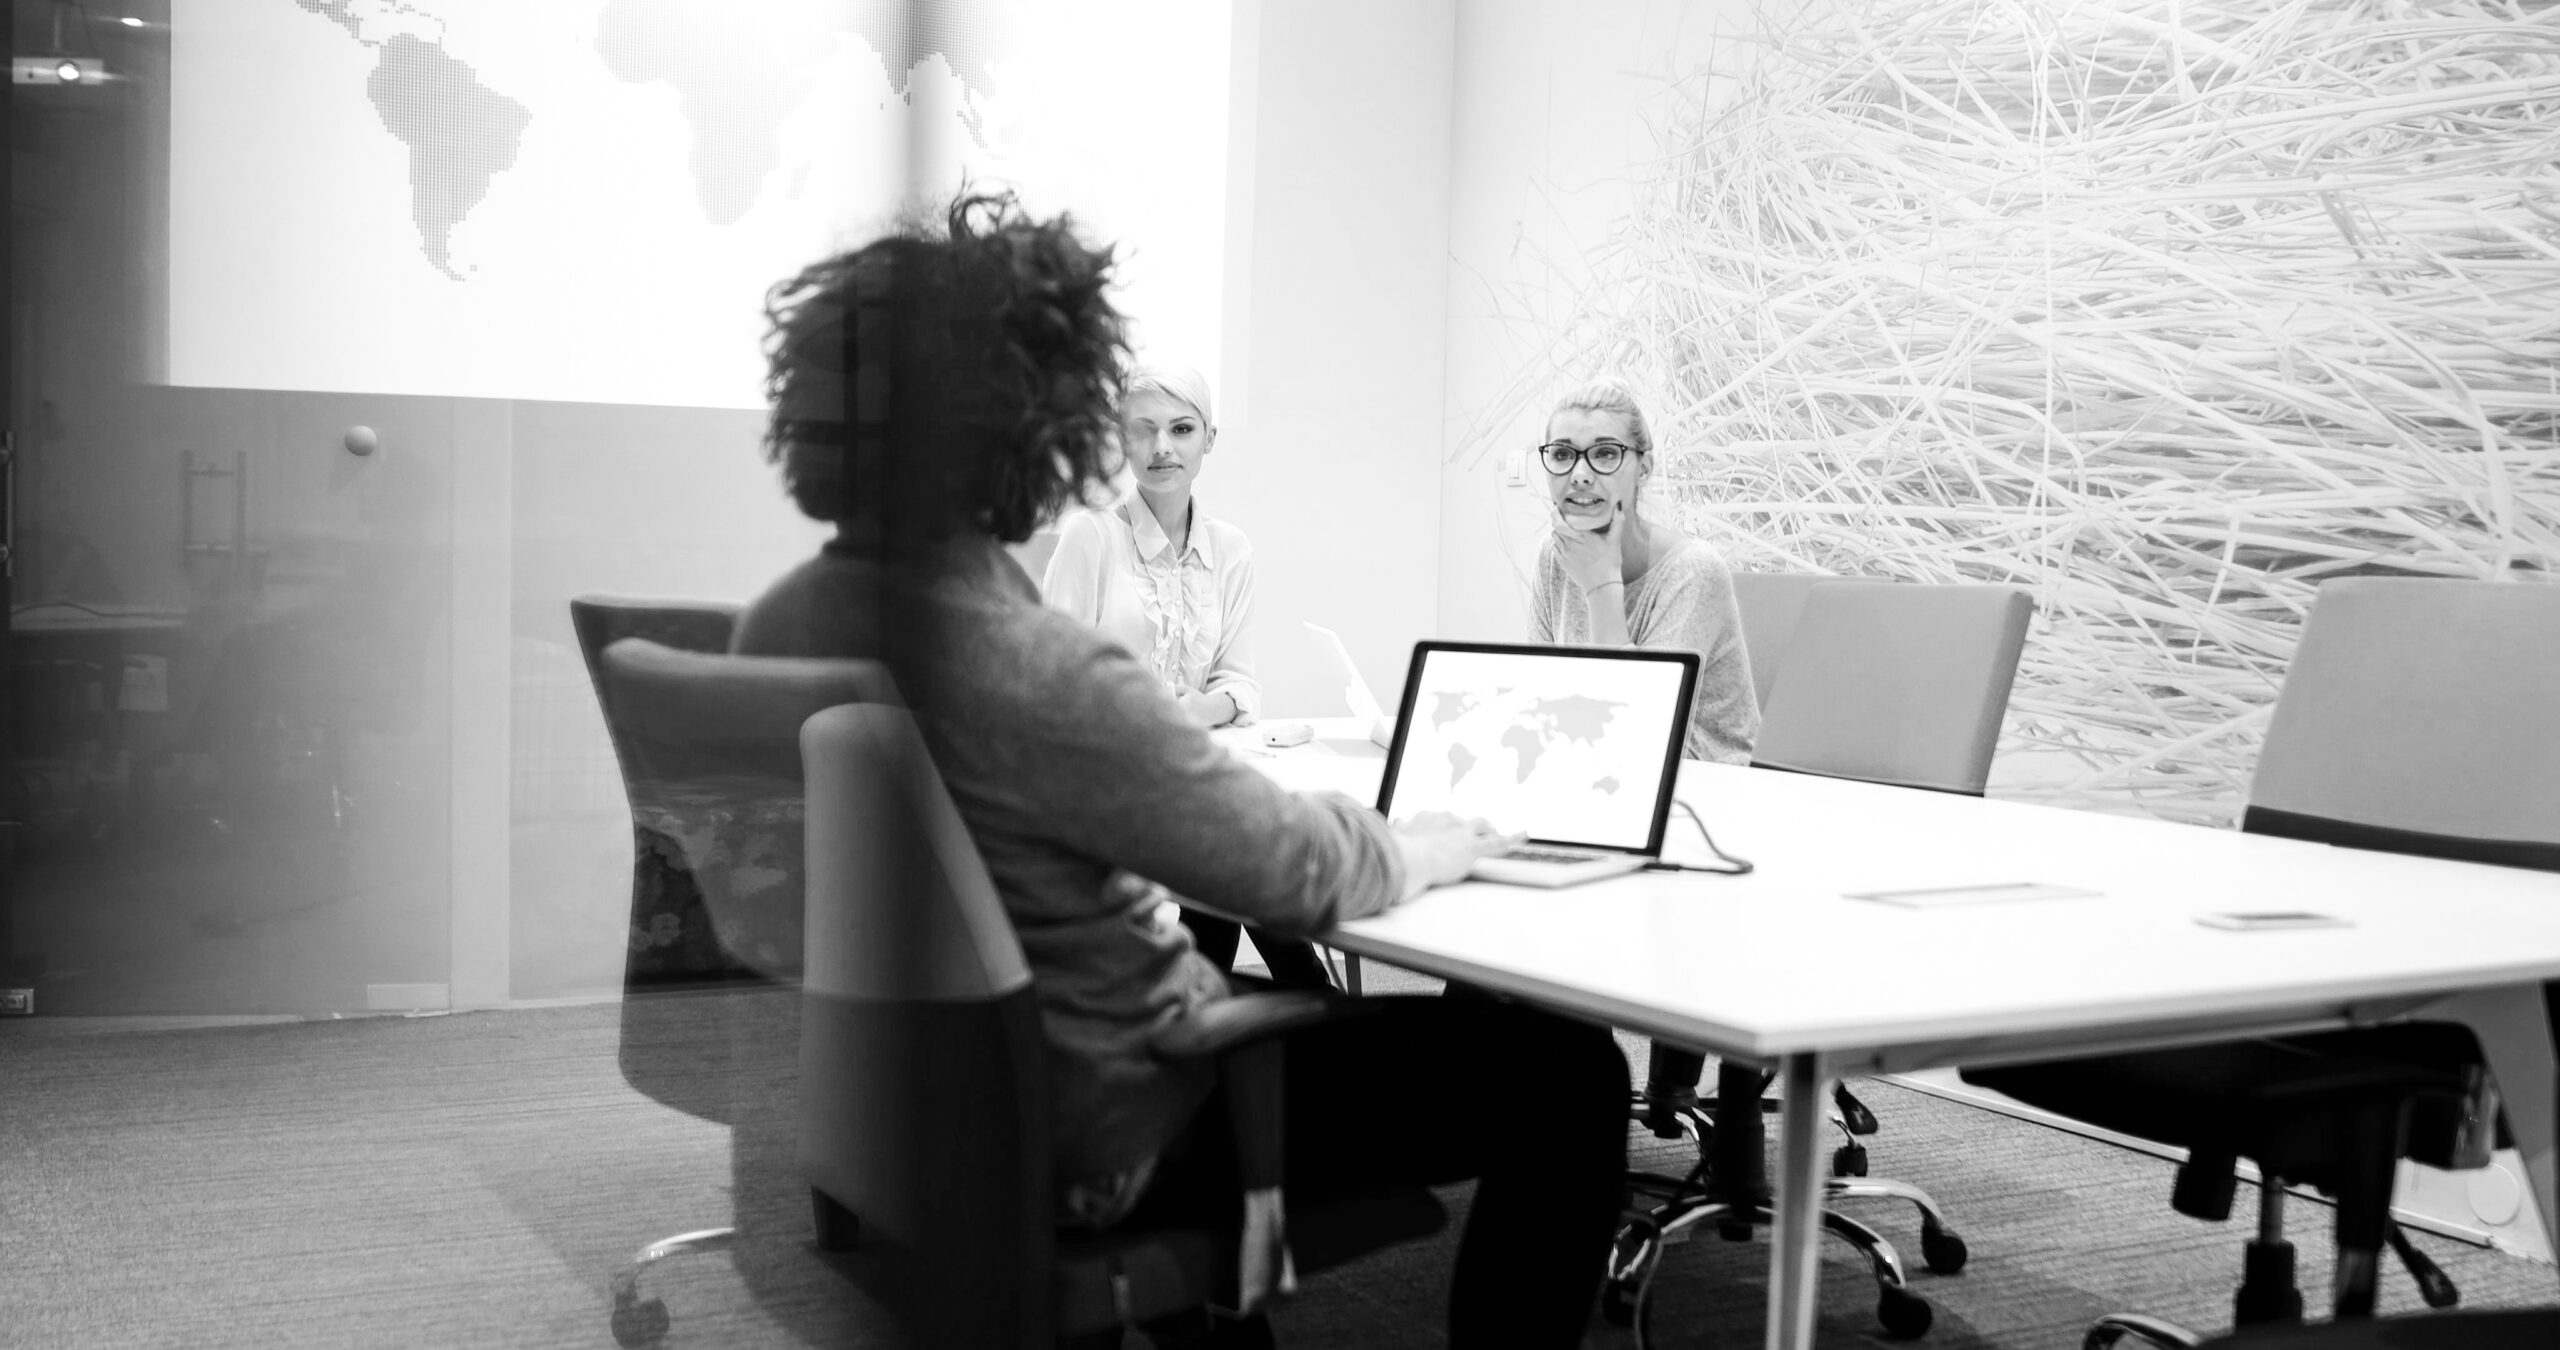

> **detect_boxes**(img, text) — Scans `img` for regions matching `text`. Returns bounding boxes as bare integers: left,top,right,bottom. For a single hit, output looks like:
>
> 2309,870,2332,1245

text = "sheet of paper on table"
1846,882,2102,908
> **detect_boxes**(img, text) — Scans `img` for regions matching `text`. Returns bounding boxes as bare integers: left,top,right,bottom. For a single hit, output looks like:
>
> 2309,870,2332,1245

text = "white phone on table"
2195,911,2352,931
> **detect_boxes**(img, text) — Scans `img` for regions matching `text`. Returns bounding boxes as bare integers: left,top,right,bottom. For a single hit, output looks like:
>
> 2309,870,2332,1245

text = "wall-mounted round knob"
344,426,379,457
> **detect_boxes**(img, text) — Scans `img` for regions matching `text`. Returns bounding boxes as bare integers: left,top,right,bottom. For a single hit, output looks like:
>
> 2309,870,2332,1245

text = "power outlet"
1,988,33,1016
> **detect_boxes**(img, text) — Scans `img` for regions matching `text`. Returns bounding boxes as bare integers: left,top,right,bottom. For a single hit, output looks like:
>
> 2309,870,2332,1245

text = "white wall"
1213,0,1458,718
1436,0,1755,642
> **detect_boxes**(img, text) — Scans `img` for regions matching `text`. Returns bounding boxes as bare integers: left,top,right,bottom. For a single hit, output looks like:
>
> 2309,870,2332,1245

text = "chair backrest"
1751,581,2035,795
571,593,742,811
798,702,1050,1346
593,639,895,981
570,593,741,674
1008,528,1063,586
1729,571,1833,706
2246,578,2560,867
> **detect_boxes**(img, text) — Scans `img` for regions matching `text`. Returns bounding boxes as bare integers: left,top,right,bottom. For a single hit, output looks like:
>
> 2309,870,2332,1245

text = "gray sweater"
732,535,1404,1196
1532,533,1761,764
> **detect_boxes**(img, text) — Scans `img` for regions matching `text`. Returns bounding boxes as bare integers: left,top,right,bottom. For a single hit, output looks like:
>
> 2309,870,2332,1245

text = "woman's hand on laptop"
1394,812,1524,900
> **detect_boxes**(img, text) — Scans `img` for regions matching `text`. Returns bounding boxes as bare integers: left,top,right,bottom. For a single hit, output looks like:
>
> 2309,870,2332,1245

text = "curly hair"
760,190,1128,544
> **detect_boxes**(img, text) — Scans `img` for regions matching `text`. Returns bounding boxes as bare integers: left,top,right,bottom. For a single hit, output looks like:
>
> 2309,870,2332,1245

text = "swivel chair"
1964,577,2560,1348
796,700,1447,1348
1709,571,1872,1143
2198,1308,2560,1348
1609,580,2034,1343
1749,580,2031,796
571,595,886,1346
1727,570,1831,707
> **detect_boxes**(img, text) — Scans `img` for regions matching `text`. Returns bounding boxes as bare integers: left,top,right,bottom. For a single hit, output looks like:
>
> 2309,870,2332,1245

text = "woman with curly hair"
732,191,1627,1346
1042,362,1339,991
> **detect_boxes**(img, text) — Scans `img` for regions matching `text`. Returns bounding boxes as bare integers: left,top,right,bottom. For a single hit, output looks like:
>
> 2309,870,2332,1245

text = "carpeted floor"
3,986,2553,1349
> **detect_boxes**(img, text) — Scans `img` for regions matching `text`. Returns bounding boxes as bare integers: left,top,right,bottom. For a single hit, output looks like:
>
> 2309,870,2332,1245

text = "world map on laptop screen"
1381,648,1688,850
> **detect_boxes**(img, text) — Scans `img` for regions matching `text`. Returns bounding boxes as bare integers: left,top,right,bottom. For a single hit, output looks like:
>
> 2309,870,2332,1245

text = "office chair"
1008,527,1064,583
1610,580,2034,1343
796,700,1447,1348
1709,571,1880,1144
2196,1308,2560,1348
1727,570,1832,707
1963,576,2560,1349
1750,579,2032,796
1642,570,1876,1139
570,596,887,1347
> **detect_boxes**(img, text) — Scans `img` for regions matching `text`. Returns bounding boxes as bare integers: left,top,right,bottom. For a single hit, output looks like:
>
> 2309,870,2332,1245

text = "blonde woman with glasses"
1534,379,1759,1126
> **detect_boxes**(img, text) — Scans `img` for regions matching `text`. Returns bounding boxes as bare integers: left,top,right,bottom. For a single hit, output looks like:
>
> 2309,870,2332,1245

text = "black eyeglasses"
1539,440,1638,476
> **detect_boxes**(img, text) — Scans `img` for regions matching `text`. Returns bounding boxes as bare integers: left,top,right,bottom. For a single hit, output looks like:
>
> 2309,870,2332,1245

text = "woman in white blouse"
1043,363,1259,727
1042,363,1331,988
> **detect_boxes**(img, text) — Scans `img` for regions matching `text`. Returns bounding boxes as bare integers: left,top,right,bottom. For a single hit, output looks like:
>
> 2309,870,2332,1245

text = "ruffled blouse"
1039,501,1261,723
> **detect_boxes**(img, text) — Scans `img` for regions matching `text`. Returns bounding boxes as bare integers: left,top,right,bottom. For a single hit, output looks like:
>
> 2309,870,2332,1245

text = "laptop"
1374,642,1700,887
1302,621,1395,747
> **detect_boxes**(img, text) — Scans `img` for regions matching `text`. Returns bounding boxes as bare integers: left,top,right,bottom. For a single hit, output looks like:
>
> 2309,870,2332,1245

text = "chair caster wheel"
1600,1278,1639,1327
1877,1286,1934,1339
1833,1142,1869,1177
1920,1224,1968,1274
1599,1281,1653,1343
1602,1221,1659,1337
610,1295,670,1347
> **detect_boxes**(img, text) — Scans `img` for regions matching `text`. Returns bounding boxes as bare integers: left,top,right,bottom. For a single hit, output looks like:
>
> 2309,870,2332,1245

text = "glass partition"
5,0,1231,1015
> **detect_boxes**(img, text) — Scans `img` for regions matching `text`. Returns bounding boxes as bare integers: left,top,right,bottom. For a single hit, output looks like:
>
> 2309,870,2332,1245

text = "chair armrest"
1143,989,1381,1318
1147,991,1341,1061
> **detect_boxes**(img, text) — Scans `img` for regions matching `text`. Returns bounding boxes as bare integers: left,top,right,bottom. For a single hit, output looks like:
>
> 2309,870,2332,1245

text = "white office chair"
1609,580,2034,1344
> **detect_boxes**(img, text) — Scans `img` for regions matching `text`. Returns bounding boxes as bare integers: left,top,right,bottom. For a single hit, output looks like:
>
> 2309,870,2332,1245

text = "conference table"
1220,720,2560,1350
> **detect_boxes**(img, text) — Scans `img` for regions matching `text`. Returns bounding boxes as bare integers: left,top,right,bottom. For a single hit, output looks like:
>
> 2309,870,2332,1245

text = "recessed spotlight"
55,58,81,82
119,15,144,26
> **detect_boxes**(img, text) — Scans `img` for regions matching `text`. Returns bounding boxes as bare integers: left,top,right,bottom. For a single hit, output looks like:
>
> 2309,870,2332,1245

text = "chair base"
1611,1071,1968,1345
1633,1083,1876,1148
2086,1313,2203,1350
1060,1308,1277,1350
2078,1221,2465,1350
1604,1168,1962,1346
607,1226,736,1347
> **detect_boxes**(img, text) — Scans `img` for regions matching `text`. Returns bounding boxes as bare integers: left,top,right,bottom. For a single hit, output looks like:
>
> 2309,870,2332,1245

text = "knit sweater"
732,534,1404,1203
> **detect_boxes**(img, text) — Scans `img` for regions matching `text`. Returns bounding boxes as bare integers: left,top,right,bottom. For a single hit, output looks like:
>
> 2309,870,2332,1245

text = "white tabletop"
1234,716,2560,1342
1234,723,2560,1060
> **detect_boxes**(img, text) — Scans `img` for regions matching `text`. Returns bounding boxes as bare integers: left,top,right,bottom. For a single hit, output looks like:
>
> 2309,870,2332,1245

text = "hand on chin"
1557,503,1618,535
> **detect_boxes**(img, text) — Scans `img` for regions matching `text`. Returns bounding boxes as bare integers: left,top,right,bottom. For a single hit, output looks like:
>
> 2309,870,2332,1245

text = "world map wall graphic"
171,1,1228,408
291,0,1006,279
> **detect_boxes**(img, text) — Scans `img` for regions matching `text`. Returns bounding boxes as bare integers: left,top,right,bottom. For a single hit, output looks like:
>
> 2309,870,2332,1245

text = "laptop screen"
1375,642,1700,854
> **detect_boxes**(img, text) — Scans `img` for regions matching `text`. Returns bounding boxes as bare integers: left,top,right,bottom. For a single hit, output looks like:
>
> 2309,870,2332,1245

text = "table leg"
1765,1052,1829,1350
2430,982,2559,1269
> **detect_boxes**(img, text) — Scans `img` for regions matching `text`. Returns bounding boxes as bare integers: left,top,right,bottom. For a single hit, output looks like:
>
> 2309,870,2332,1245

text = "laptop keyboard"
1502,846,1602,865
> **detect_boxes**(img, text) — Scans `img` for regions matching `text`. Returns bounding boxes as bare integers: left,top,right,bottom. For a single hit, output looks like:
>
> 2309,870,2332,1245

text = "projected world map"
292,0,1005,278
